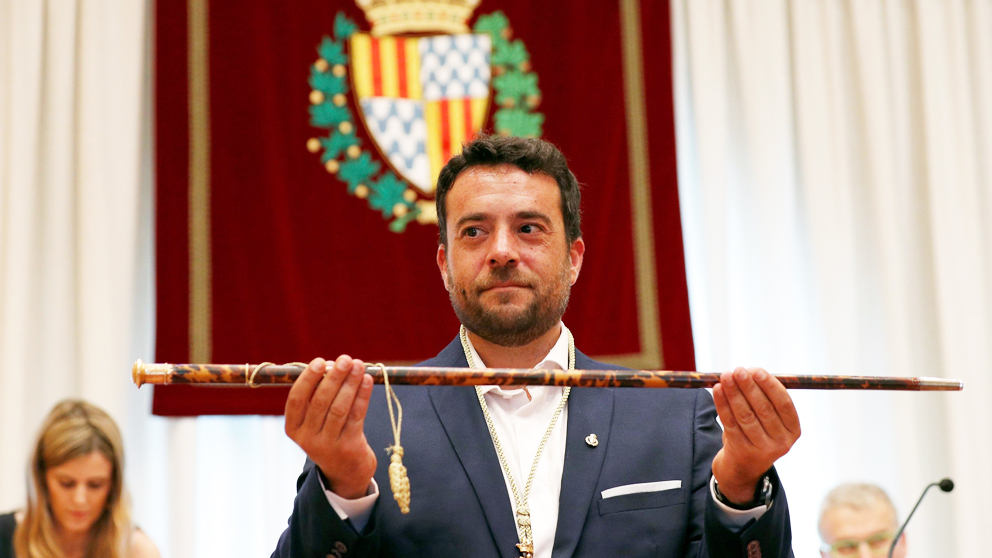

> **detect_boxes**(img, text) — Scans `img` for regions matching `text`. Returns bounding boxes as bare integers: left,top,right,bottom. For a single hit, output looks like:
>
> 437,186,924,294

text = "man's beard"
448,259,571,348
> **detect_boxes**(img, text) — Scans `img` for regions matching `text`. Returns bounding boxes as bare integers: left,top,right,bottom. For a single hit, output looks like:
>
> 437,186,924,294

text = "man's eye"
60,481,75,489
464,227,479,237
833,542,858,555
520,224,535,234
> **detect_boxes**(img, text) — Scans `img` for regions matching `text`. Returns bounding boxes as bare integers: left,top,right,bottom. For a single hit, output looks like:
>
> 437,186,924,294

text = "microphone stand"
887,478,954,558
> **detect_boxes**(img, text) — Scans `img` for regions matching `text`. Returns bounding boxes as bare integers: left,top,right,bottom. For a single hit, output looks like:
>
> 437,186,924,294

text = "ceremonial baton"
132,359,962,516
132,360,963,391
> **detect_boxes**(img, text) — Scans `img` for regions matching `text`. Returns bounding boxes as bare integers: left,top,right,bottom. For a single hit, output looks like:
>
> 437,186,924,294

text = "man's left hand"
711,367,801,505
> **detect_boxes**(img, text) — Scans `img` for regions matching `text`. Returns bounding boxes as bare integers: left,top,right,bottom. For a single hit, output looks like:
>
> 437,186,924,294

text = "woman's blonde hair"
14,399,132,558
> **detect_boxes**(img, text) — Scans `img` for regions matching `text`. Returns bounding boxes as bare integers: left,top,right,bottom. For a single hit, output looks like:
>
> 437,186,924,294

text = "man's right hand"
285,355,377,499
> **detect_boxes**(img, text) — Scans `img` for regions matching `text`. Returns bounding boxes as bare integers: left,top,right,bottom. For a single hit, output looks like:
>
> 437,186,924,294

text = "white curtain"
672,1,992,557
0,0,162,542
0,3,306,557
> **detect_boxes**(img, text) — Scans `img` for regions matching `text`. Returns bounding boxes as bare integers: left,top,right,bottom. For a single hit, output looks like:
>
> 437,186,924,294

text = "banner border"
188,0,212,364
181,0,672,378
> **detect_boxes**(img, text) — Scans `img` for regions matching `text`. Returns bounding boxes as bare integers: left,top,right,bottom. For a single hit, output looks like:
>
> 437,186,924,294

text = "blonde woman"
0,400,159,558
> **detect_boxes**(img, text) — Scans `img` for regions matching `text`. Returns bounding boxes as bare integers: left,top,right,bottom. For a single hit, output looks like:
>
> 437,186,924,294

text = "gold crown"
355,0,481,36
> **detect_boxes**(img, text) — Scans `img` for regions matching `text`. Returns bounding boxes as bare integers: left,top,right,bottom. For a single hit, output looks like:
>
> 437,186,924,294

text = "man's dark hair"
435,135,582,246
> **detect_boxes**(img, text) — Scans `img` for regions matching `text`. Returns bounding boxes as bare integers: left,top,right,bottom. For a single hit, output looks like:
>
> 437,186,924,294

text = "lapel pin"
585,433,599,447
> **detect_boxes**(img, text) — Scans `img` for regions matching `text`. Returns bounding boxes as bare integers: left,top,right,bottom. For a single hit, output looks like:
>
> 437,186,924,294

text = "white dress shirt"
320,323,769,551
467,323,571,558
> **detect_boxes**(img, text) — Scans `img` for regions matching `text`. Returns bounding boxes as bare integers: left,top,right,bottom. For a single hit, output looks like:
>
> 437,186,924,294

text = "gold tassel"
376,363,411,514
387,446,411,513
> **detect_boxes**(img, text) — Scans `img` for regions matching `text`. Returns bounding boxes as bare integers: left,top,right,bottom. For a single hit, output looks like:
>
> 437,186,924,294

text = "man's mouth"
481,282,531,294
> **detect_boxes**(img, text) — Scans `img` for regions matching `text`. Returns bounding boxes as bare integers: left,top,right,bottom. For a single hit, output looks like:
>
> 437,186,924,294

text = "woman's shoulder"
0,512,17,558
129,528,161,558
0,511,16,536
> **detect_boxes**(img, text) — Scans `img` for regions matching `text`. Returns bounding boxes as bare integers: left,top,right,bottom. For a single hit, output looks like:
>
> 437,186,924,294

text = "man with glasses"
819,483,906,558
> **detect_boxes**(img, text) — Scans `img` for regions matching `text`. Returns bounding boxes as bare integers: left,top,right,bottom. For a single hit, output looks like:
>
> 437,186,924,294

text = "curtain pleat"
673,1,992,556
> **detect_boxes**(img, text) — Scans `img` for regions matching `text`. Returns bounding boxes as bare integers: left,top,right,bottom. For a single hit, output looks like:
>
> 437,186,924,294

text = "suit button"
746,540,761,558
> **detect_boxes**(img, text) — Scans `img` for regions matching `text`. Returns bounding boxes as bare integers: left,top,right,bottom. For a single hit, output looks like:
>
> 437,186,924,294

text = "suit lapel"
552,353,615,558
428,339,520,558
426,340,616,558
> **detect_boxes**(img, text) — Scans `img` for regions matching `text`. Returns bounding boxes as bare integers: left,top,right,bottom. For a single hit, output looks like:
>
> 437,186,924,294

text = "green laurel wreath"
307,11,543,233
473,11,544,137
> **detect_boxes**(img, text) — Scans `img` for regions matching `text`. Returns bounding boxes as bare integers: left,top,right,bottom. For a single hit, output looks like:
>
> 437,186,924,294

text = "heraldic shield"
350,33,492,196
307,3,542,231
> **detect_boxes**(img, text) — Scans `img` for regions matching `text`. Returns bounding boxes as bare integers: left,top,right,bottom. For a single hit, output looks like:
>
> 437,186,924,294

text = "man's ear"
569,237,585,285
437,244,450,291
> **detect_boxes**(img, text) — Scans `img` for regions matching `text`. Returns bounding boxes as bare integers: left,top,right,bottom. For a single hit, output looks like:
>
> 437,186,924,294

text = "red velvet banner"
154,0,693,415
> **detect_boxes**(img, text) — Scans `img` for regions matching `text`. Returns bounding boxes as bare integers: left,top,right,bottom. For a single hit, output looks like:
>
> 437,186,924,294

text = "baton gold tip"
133,359,144,387
132,360,173,386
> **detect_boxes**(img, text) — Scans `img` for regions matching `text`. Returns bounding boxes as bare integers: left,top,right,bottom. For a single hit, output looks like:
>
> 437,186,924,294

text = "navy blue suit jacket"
273,338,794,557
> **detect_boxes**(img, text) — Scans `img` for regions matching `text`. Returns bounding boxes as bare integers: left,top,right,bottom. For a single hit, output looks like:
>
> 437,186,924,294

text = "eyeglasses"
821,532,895,556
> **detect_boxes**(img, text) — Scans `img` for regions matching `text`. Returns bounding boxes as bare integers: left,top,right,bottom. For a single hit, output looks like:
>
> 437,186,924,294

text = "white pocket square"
601,480,682,499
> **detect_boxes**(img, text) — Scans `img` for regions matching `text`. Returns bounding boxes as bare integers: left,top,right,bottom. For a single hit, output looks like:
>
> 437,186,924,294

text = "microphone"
887,478,954,558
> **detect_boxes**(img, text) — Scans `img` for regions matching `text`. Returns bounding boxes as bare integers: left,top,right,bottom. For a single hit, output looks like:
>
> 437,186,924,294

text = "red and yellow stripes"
425,98,489,186
350,33,491,190
350,33,422,99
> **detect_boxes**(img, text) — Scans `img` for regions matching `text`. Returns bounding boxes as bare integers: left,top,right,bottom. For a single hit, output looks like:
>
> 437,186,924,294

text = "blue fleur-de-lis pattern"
419,34,492,101
360,98,430,191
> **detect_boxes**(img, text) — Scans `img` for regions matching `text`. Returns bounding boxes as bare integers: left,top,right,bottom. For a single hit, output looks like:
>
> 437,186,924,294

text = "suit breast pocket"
597,485,687,516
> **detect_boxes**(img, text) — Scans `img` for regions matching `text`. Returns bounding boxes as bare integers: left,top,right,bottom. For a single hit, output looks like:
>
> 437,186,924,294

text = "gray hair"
818,483,898,538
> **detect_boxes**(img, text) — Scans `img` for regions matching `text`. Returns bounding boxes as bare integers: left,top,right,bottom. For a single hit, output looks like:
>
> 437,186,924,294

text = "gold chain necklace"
459,324,574,558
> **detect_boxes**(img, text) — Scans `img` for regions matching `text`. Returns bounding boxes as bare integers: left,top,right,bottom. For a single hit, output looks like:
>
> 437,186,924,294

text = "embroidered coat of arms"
306,0,544,231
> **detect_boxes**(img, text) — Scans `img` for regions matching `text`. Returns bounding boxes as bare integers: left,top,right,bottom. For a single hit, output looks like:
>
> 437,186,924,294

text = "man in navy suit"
273,136,801,558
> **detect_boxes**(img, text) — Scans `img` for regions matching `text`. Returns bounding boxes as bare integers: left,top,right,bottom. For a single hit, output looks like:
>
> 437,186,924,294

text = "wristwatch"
713,475,773,510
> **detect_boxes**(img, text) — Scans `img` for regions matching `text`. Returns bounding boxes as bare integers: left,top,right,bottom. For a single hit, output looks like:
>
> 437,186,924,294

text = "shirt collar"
468,323,570,396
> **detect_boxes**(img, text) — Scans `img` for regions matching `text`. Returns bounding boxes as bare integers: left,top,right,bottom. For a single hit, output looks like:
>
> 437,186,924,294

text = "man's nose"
488,227,518,266
858,543,873,558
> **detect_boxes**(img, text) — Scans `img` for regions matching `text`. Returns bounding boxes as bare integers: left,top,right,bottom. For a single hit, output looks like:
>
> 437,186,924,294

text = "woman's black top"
0,512,15,558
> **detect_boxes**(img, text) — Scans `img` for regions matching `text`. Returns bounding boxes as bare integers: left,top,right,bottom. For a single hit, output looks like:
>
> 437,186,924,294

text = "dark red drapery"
153,0,694,415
